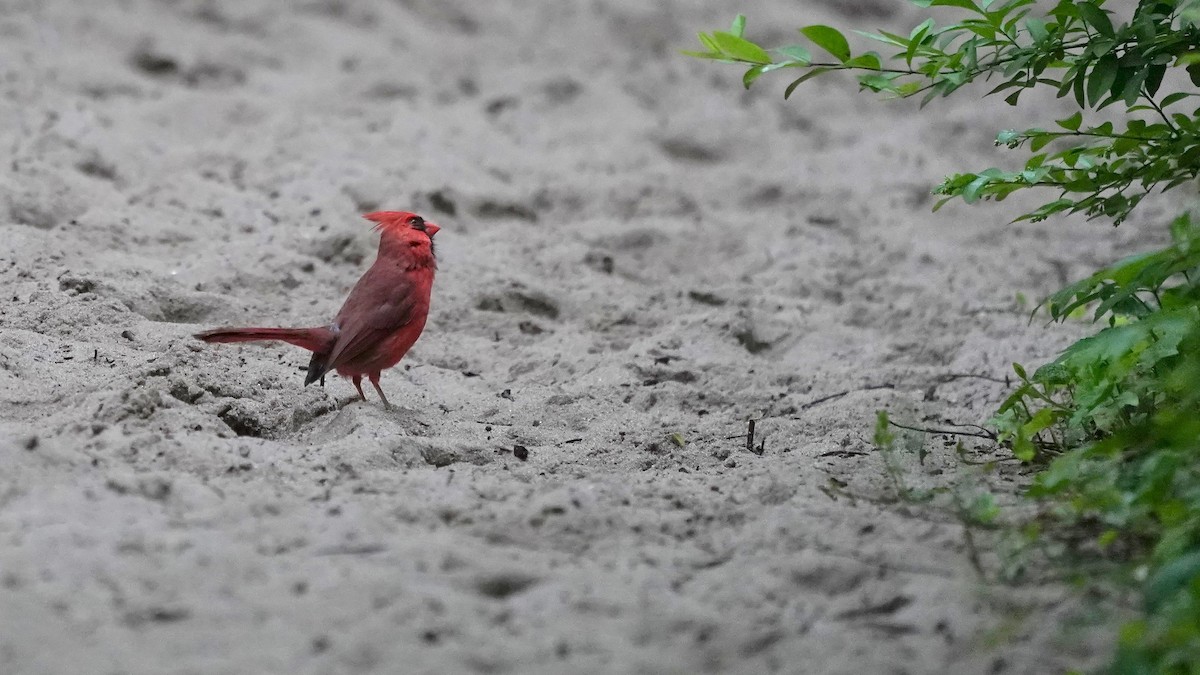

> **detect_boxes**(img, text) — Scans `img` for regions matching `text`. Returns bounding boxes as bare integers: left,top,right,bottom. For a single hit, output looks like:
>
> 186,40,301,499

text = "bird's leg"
368,372,391,409
352,375,367,402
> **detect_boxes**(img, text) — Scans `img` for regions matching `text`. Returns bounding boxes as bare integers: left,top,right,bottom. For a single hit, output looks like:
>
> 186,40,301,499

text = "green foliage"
961,490,1001,527
992,214,1200,474
873,409,895,448
1001,219,1200,668
873,410,936,502
689,2,1200,671
1044,212,1200,321
1027,340,1200,670
991,213,1200,462
687,1,1200,225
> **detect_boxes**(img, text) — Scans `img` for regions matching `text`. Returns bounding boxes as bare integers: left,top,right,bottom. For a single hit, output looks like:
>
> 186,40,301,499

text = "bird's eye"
407,216,426,231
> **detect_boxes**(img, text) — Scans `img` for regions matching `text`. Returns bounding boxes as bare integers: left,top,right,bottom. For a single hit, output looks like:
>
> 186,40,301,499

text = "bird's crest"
363,211,416,232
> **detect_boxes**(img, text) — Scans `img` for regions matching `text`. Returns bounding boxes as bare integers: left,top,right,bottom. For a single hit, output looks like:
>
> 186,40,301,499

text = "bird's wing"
321,264,422,375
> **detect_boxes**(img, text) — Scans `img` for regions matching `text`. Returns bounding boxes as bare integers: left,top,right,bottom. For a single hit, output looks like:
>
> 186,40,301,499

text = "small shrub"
688,2,1200,670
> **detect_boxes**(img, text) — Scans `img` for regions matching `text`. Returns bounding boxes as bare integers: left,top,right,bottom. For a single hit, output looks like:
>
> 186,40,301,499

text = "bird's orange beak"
425,222,440,237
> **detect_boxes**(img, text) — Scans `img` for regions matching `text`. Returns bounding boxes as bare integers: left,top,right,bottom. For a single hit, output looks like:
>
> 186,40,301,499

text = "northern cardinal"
195,211,439,408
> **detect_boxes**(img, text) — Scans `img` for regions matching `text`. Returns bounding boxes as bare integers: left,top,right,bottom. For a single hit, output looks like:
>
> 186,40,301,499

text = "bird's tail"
195,326,337,385
194,326,335,354
195,326,338,384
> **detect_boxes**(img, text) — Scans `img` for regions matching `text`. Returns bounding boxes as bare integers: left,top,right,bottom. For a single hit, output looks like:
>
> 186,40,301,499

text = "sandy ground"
0,0,1158,672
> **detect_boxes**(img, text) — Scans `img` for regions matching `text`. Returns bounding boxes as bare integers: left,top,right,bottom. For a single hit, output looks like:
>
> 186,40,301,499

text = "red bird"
195,211,439,408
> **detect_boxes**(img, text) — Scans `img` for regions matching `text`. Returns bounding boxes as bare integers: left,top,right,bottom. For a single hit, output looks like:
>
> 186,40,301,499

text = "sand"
0,0,1149,672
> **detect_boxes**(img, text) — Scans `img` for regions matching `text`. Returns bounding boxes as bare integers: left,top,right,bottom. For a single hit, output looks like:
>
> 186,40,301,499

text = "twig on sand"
961,524,987,578
922,371,1009,400
936,420,998,435
794,372,1006,414
930,372,1010,386
727,419,767,454
887,419,997,441
796,383,896,412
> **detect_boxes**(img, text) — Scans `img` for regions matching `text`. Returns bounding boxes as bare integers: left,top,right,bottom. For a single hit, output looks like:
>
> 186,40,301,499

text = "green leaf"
859,72,901,93
1077,2,1115,37
931,196,955,212
1111,136,1139,155
1160,92,1190,109
775,44,812,64
1189,63,1200,88
742,62,793,89
1121,66,1149,106
1025,17,1049,43
844,53,882,70
1030,134,1055,151
1176,52,1200,67
1056,65,1078,99
710,32,773,65
962,174,991,203
1087,53,1119,107
783,68,831,99
1056,111,1083,131
1106,65,1133,102
906,19,934,66
1031,362,1070,385
1072,64,1087,108
800,25,851,62
680,50,725,60
1145,551,1200,611
1134,10,1157,46
1146,63,1166,96
855,29,909,48
986,79,1028,97
919,0,982,10
873,410,894,448
958,21,996,39
1021,407,1059,438
1012,433,1036,462
730,14,746,38
742,64,768,89
965,492,1000,526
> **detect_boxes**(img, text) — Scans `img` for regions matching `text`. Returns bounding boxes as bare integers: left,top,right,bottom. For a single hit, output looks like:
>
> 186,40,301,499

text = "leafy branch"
685,1,1200,224
688,2,1200,669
